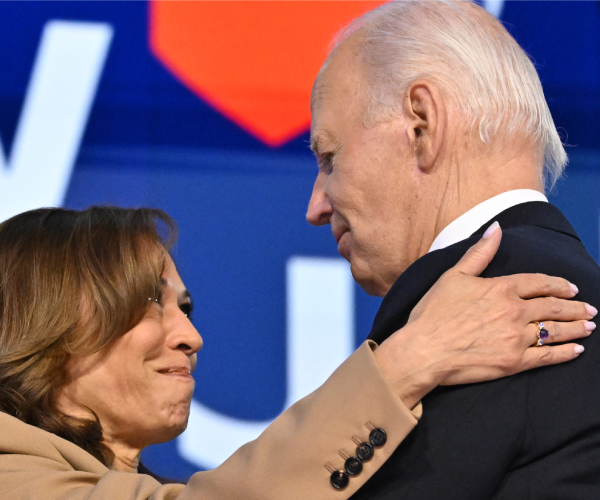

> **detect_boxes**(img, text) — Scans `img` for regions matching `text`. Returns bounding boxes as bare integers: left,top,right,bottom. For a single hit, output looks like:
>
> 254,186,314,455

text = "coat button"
345,456,363,476
369,428,387,447
356,442,374,462
330,470,349,490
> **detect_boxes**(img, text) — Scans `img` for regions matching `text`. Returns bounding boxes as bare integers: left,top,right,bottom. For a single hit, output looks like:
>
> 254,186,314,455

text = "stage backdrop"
0,1,598,480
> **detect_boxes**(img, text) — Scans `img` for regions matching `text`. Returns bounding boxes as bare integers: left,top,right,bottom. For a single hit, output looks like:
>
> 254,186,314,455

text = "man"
307,1,600,498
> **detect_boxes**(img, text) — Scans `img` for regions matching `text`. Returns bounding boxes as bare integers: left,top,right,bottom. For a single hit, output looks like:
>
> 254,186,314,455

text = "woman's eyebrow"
180,289,191,301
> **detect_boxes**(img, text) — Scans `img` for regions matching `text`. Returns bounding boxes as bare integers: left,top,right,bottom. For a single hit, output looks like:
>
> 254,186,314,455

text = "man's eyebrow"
309,135,321,155
310,132,333,156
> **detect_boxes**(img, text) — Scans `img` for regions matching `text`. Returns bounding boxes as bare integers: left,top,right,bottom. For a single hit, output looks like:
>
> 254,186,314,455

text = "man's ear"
402,80,446,172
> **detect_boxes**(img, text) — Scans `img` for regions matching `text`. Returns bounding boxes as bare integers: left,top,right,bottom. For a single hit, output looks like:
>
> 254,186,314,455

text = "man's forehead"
310,79,328,114
310,79,363,156
311,36,363,111
310,75,336,154
310,79,364,153
310,34,367,154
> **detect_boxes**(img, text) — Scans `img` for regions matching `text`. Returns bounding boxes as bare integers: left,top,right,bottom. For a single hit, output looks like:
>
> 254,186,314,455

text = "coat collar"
470,201,578,241
368,202,580,344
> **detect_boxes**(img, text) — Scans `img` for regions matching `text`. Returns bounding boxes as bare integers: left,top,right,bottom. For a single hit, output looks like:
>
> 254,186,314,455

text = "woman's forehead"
161,258,190,298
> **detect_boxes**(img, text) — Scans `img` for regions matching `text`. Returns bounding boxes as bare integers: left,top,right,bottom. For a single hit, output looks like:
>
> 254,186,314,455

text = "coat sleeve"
0,341,421,500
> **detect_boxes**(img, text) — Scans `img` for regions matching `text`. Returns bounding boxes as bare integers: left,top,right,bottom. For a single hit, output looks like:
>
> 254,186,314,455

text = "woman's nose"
168,312,203,355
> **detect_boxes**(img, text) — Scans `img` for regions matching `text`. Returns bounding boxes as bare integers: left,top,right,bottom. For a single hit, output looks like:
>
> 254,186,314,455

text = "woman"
0,206,593,500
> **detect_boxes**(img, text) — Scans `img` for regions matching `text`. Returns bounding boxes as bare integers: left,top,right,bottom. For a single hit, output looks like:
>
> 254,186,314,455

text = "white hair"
333,0,567,188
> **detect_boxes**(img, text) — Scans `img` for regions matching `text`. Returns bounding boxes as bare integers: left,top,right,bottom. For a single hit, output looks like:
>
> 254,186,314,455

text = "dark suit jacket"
351,202,600,500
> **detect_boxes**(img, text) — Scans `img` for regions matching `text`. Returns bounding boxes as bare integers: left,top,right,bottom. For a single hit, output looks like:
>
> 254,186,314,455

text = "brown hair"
0,206,177,466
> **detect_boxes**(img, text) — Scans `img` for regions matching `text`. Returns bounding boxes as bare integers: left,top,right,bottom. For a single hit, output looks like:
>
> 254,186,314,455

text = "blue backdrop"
0,1,599,481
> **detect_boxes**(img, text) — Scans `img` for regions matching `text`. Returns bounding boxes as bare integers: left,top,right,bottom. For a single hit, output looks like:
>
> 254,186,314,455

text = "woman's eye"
179,302,193,320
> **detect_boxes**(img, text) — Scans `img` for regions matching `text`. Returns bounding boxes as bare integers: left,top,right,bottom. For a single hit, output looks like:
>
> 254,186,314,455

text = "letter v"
0,20,113,222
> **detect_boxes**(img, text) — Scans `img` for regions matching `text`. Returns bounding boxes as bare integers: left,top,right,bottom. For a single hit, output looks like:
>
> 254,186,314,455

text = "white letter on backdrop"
179,257,354,469
0,21,113,222
483,0,505,18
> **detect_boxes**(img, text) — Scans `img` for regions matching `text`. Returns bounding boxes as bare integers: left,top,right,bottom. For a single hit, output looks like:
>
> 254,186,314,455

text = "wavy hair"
0,206,176,466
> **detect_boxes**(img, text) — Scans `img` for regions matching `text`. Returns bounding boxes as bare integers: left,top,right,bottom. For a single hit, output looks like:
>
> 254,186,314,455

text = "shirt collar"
428,189,548,253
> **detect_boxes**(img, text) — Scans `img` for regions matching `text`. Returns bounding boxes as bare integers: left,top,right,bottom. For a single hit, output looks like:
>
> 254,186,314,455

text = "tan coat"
0,341,421,500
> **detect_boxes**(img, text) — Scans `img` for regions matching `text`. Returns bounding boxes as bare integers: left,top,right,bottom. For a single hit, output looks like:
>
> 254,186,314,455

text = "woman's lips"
157,367,193,379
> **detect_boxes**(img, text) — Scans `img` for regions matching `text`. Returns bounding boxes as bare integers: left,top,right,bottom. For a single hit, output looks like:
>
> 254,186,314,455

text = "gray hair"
333,0,567,188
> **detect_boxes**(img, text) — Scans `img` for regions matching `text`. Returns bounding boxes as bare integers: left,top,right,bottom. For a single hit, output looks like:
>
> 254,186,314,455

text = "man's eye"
320,153,334,174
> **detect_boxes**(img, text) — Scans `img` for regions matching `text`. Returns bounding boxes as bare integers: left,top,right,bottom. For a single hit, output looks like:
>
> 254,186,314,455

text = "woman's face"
57,257,203,450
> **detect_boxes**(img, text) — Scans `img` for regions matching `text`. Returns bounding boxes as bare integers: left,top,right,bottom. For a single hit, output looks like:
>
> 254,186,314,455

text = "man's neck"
429,189,548,253
431,148,544,244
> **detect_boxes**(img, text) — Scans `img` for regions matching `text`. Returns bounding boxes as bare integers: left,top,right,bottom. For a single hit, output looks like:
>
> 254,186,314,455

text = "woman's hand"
375,222,596,409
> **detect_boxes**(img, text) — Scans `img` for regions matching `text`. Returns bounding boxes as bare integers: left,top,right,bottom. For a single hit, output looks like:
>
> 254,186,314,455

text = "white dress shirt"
428,189,548,253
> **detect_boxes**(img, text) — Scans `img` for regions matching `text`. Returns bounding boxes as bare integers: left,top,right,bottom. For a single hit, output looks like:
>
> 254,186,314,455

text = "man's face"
307,39,432,297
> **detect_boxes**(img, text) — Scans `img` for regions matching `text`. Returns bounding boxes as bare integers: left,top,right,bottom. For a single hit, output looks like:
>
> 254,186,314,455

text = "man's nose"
306,173,333,226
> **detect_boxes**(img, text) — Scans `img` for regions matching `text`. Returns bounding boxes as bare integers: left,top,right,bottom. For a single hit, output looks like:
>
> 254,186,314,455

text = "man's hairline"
310,44,405,157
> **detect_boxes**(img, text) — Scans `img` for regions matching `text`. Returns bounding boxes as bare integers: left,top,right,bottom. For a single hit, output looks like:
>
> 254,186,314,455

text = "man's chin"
350,262,388,297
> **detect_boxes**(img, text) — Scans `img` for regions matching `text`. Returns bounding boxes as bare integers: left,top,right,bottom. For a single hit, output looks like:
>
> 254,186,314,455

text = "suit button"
369,428,387,447
345,456,363,476
330,470,349,490
356,442,374,462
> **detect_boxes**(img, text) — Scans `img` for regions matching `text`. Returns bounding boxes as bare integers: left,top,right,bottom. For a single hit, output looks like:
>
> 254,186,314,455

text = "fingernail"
570,283,579,295
575,345,585,354
483,221,500,239
585,321,596,332
586,304,598,317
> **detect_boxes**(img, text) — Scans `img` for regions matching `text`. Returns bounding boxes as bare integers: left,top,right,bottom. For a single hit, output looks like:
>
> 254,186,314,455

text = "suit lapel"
368,202,580,345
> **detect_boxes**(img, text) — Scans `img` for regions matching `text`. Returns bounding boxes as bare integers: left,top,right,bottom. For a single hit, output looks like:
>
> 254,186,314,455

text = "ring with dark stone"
535,322,550,346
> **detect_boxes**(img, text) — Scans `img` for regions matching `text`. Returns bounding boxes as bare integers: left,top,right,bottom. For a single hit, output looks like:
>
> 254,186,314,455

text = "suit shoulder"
483,225,599,279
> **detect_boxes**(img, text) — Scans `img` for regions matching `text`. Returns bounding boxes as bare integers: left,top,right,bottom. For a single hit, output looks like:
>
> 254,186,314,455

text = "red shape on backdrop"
149,1,386,147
